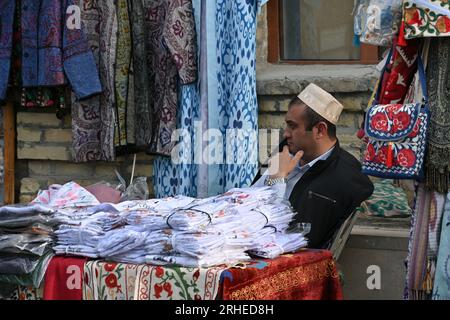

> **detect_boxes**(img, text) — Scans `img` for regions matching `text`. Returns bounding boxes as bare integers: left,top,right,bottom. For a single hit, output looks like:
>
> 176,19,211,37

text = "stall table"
11,250,342,300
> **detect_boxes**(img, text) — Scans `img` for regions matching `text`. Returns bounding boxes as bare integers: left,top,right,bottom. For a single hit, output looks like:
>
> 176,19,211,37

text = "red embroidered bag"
362,56,429,180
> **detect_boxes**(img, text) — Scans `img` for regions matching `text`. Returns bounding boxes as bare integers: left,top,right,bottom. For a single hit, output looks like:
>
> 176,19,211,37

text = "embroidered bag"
362,56,429,180
403,0,450,39
354,0,371,39
359,0,403,46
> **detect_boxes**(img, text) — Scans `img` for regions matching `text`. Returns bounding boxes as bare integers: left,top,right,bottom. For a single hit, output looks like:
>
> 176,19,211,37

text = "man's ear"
316,122,328,137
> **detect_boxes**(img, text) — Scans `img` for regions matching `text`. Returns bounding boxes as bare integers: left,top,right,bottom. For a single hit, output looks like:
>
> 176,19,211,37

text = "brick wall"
16,111,155,202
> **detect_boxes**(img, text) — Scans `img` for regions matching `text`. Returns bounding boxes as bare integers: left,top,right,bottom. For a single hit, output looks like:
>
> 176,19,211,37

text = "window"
268,0,379,64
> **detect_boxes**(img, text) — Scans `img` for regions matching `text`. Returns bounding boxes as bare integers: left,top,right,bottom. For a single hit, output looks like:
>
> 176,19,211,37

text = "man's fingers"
292,150,304,162
283,145,290,154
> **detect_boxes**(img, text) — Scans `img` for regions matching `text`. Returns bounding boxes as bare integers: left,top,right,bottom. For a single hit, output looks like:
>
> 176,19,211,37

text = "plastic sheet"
0,251,54,288
0,234,52,256
0,254,42,275
120,177,150,201
0,223,54,236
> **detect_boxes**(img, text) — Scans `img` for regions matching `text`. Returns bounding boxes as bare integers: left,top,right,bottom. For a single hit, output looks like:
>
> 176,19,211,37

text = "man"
253,83,374,249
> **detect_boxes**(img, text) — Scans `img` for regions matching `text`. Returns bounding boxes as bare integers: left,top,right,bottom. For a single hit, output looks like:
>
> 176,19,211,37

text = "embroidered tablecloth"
219,250,343,300
9,250,342,300
82,261,224,300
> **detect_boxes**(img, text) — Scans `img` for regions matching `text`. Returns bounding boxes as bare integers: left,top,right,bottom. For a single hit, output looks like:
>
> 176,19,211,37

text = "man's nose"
283,129,290,139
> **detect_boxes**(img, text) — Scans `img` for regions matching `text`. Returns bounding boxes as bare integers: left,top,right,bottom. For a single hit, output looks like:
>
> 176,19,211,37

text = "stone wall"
15,4,378,203
16,111,154,203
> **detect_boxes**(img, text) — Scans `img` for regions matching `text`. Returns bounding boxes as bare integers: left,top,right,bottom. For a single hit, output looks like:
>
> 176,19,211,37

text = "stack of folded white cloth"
143,228,250,267
248,233,308,259
146,248,251,268
53,224,104,258
141,187,308,267
97,226,149,263
53,204,124,258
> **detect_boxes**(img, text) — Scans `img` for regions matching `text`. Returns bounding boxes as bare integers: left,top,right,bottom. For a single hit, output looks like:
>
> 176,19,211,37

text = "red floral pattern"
371,113,389,132
104,263,117,272
105,274,118,288
163,283,173,297
154,283,163,299
377,146,388,165
365,143,376,162
391,112,411,133
155,266,164,278
366,103,420,139
386,104,402,117
83,261,137,300
397,149,417,168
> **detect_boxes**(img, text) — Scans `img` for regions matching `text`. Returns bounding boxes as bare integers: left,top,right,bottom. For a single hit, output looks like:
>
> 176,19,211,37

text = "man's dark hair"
288,97,337,138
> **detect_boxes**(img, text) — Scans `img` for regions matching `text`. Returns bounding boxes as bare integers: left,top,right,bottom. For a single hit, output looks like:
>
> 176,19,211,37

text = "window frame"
267,0,379,65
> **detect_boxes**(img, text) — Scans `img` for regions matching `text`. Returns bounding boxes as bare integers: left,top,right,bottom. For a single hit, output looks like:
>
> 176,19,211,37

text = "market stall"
0,180,344,300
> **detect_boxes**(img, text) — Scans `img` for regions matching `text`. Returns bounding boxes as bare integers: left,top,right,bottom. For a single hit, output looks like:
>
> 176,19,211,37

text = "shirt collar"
297,146,336,171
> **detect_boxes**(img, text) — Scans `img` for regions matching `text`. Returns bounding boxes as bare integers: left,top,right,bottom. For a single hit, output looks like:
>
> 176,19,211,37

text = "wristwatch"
264,177,287,186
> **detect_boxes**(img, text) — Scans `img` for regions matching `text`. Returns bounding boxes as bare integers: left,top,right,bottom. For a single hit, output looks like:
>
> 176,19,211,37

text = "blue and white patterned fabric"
154,0,268,198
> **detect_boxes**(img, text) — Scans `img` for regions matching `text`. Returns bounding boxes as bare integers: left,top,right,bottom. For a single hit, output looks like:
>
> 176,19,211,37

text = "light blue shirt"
254,147,335,199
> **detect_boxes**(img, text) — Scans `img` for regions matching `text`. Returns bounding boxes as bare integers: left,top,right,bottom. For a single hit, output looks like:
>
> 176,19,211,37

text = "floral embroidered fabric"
362,103,429,179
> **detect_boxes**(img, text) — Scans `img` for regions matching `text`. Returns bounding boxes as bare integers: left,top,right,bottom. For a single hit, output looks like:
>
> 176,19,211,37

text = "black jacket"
253,140,374,249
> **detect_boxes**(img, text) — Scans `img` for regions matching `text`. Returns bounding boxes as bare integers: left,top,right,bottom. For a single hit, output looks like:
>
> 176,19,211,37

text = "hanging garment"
0,0,102,101
433,192,450,300
114,0,133,149
137,0,198,155
71,0,118,162
8,0,63,112
0,0,15,100
154,0,267,198
425,38,450,193
405,183,432,300
378,39,420,105
128,0,152,149
405,183,445,300
426,191,445,293
8,1,69,115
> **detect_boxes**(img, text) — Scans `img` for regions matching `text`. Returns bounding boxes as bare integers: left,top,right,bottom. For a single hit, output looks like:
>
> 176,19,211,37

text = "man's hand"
267,146,304,179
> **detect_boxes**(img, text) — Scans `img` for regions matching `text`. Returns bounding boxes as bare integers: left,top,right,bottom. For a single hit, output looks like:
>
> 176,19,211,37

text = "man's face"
283,104,316,157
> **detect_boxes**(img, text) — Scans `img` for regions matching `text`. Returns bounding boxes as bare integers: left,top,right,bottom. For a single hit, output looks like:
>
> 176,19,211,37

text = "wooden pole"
4,100,15,204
